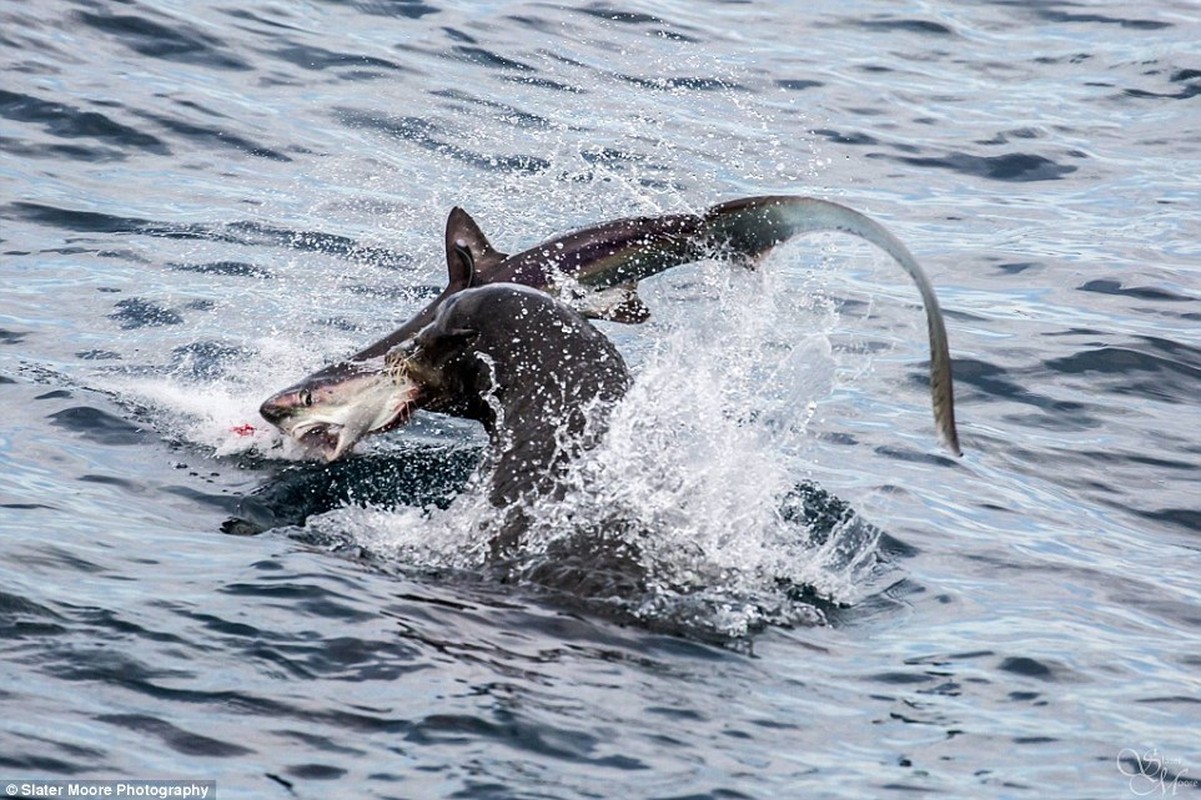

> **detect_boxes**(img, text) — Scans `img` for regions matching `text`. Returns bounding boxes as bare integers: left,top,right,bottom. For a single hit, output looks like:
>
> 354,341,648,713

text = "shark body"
259,196,961,460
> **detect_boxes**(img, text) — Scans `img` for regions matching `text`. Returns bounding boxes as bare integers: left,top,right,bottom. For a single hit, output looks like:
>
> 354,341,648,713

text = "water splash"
309,255,897,639
96,330,335,461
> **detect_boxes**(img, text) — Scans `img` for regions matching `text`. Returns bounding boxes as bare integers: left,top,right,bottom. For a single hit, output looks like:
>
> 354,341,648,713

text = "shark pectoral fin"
445,207,509,284
606,288,651,324
578,284,651,324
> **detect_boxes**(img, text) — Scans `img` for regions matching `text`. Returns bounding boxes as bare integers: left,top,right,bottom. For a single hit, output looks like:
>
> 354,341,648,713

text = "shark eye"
299,389,313,407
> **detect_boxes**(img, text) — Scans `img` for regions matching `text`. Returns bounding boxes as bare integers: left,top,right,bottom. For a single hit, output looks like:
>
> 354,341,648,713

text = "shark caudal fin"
701,196,961,456
445,207,509,284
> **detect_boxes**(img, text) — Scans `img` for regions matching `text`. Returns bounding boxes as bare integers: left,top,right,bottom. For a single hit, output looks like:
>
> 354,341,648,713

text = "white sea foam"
99,329,338,461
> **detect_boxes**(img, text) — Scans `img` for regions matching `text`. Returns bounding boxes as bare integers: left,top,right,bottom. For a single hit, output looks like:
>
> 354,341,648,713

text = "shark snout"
259,390,302,426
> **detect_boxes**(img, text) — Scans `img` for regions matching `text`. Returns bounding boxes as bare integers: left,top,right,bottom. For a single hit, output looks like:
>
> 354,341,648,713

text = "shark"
258,195,962,460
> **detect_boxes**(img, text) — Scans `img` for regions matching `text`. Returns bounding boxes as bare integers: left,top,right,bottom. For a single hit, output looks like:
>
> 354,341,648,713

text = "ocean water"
2,0,1199,797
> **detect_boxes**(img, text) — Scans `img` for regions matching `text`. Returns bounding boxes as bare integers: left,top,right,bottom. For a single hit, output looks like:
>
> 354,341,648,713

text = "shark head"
256,213,496,461
258,359,421,461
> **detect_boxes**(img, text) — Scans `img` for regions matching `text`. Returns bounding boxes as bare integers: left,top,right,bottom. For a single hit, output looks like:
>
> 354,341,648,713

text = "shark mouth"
294,422,344,460
265,366,424,462
288,397,416,462
302,393,420,458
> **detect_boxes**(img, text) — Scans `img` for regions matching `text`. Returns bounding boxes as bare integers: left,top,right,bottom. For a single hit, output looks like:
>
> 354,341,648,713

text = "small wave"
167,261,274,279
1032,9,1172,30
130,109,291,161
336,107,552,174
0,89,170,156
859,18,955,36
885,151,1078,182
107,298,185,330
3,201,413,267
1043,337,1201,404
76,10,251,71
47,406,154,447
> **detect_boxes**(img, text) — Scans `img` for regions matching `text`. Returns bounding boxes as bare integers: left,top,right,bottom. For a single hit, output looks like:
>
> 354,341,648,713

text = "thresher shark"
258,196,962,462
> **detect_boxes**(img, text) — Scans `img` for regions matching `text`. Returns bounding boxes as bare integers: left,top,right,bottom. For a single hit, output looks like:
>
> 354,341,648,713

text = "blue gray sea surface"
2,1,1198,797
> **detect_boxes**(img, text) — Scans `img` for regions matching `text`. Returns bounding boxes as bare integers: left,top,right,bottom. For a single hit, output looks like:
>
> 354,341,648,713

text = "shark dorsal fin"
445,207,509,285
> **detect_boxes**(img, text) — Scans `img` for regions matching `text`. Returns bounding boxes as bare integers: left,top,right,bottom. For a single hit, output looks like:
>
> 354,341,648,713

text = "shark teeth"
292,422,341,460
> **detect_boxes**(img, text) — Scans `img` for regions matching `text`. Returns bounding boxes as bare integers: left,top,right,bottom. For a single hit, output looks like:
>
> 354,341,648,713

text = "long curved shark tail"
703,196,962,457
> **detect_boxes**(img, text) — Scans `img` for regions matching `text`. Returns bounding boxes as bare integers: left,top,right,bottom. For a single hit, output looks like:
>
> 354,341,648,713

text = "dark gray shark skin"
388,285,648,574
260,195,961,460
386,283,630,554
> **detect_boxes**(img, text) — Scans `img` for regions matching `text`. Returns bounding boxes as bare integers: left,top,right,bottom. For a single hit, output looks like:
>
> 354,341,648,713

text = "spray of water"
307,254,894,639
102,328,328,461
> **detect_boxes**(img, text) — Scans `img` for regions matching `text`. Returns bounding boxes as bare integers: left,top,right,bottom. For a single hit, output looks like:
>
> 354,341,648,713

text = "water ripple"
76,10,251,70
0,89,170,157
882,151,1078,182
95,715,254,757
2,202,413,267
